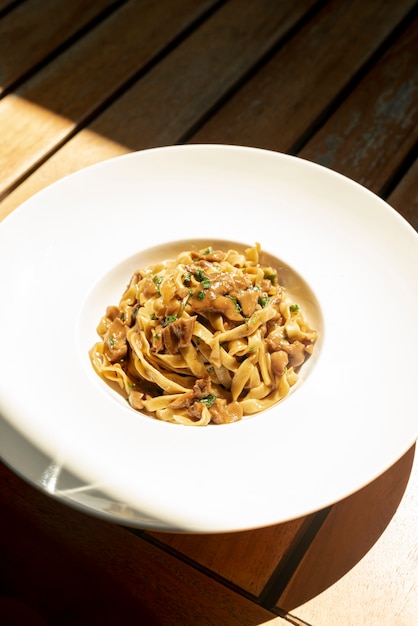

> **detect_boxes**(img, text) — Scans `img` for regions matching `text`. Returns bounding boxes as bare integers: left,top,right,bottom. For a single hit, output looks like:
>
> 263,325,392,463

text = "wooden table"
1,1,417,624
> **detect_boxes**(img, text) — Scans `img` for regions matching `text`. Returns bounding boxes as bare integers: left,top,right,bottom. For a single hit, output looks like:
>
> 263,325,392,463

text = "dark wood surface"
1,1,417,624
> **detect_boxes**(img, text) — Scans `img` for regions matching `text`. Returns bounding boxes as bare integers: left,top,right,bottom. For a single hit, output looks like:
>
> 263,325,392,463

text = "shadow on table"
276,444,415,611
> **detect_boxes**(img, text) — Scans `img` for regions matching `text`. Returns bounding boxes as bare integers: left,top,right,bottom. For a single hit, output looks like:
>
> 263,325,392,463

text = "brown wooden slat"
0,462,285,626
0,130,129,221
299,16,418,196
78,0,319,150
0,0,119,94
388,157,418,230
0,0,318,209
148,515,309,597
275,446,417,624
0,0,220,198
190,0,416,152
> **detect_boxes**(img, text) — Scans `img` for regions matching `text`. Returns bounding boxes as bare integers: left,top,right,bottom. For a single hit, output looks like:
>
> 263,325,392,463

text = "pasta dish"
89,243,318,425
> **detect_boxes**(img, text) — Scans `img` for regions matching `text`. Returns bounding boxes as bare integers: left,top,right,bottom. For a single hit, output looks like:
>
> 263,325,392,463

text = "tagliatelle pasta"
89,243,318,425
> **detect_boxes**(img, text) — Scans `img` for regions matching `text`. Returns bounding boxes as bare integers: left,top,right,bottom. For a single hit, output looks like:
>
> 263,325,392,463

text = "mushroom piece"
104,317,128,363
189,292,244,322
129,389,144,410
162,316,196,354
237,289,259,317
190,249,226,262
210,399,243,424
270,350,289,376
279,340,307,368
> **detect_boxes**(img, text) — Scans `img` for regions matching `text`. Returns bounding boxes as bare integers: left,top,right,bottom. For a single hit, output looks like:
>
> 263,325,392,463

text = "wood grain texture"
0,2,417,625
300,15,418,195
276,446,417,625
148,515,309,597
388,157,418,231
0,0,318,212
0,129,129,221
54,0,319,151
0,463,285,626
0,0,219,197
0,0,119,93
190,0,417,152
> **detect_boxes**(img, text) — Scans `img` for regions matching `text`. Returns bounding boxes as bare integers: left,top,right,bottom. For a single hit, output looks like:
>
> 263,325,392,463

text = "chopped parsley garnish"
194,269,210,288
258,294,270,307
194,269,205,281
182,272,191,286
226,295,242,313
203,247,212,255
198,394,216,408
108,336,116,347
290,304,300,313
197,290,205,300
265,273,277,284
153,275,163,294
162,314,177,326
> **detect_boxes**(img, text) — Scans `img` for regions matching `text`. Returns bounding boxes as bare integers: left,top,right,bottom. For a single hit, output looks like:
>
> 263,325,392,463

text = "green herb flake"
203,247,212,255
197,290,205,301
265,273,277,284
162,314,177,327
194,269,205,282
152,275,163,294
198,394,216,408
226,295,242,313
108,336,116,347
182,272,191,286
290,304,300,313
258,295,270,307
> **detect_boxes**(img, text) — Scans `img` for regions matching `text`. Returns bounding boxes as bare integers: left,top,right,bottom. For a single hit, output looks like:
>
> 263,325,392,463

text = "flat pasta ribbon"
89,243,318,425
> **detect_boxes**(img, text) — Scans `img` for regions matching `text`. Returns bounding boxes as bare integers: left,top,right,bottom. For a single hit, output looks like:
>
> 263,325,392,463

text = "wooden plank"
190,0,416,151
388,157,418,231
76,0,320,150
0,0,318,212
275,446,417,625
0,462,285,626
0,0,119,93
299,16,418,195
148,515,309,597
0,130,129,221
0,0,220,198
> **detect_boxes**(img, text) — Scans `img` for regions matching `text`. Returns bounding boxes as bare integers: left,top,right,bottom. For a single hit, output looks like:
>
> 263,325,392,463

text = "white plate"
0,145,417,532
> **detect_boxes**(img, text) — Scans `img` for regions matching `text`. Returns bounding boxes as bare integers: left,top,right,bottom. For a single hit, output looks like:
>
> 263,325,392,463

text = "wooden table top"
0,1,417,624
